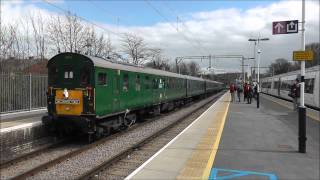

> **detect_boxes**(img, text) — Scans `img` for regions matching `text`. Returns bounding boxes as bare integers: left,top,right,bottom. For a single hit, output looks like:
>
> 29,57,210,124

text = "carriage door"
112,70,120,112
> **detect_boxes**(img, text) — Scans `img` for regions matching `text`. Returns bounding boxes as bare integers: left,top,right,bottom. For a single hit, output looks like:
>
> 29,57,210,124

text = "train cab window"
81,67,90,85
64,65,73,79
305,78,314,94
123,74,129,91
135,75,141,91
98,73,107,86
49,66,58,85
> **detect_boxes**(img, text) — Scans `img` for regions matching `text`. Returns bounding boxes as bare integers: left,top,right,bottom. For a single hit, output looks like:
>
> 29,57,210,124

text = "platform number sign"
272,20,298,35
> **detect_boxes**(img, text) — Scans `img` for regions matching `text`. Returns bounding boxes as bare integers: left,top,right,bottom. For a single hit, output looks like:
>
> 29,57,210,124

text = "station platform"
126,92,319,180
0,110,46,149
0,109,45,132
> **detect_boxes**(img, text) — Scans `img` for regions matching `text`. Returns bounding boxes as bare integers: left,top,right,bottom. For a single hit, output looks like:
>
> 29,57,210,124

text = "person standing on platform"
243,82,248,102
290,78,300,111
247,83,253,104
229,83,235,102
253,83,258,99
236,83,242,102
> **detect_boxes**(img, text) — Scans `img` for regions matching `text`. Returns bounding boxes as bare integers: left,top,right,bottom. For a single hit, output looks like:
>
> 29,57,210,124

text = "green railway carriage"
43,52,223,140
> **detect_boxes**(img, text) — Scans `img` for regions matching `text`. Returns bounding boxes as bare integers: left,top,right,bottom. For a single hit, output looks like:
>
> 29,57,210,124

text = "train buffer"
126,92,319,180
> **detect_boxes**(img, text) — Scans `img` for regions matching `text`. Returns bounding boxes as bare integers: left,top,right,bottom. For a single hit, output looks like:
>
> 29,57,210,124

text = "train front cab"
43,53,96,135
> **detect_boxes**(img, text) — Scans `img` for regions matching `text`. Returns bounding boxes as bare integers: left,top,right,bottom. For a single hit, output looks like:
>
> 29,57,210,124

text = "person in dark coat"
236,83,243,102
253,84,258,99
290,78,300,111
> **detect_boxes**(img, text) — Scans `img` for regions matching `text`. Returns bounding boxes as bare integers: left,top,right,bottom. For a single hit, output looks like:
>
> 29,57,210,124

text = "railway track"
1,92,224,180
0,138,67,169
80,92,224,180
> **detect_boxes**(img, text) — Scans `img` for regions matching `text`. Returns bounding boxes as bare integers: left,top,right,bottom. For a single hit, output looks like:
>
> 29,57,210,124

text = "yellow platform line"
201,96,230,179
176,94,230,179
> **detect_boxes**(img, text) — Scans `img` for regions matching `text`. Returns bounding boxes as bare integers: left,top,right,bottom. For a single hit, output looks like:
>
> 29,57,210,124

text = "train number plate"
55,99,80,104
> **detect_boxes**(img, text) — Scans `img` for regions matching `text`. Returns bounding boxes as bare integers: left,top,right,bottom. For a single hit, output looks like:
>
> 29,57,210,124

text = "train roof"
49,52,222,84
261,65,319,80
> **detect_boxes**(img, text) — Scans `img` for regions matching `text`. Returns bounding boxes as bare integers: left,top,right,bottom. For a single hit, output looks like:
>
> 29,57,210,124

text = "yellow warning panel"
293,50,314,61
55,90,83,115
177,94,230,180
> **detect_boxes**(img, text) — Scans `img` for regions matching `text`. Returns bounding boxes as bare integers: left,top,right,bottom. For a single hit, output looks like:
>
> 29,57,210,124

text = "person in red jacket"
243,82,248,102
246,83,253,104
229,83,235,102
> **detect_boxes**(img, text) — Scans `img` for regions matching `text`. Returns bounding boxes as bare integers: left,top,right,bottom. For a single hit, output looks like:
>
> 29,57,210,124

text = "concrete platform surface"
126,93,319,180
0,108,46,122
213,94,319,180
126,93,230,180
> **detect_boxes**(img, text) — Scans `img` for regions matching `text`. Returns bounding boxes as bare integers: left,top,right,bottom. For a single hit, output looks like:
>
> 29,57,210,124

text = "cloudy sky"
1,0,319,73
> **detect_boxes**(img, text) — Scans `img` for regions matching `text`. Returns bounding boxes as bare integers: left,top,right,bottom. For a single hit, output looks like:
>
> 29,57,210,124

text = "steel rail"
79,92,224,180
0,138,68,169
10,91,224,180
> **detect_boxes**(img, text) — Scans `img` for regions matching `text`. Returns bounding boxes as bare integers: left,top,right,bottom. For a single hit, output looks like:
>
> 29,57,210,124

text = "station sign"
293,50,314,61
272,20,298,35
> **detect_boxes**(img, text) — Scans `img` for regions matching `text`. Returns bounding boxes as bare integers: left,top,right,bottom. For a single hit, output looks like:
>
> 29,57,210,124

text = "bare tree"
188,61,200,76
47,15,64,53
82,26,115,59
121,33,148,65
144,48,171,71
306,43,320,67
29,12,47,60
179,62,189,75
65,12,85,53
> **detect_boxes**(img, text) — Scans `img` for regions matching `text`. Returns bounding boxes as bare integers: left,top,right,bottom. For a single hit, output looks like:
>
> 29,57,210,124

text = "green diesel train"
43,52,224,140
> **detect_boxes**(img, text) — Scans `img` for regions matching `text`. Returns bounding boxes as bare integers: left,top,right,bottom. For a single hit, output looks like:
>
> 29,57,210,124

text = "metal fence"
0,73,48,114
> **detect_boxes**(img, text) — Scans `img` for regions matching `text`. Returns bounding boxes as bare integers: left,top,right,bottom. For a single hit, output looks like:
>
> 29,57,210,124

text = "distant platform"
126,93,319,180
0,109,45,133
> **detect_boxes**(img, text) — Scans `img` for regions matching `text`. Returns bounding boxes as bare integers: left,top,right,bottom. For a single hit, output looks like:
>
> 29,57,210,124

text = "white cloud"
1,0,319,73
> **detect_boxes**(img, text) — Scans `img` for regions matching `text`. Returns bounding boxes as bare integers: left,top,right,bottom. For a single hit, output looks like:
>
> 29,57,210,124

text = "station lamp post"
241,57,254,83
248,37,269,108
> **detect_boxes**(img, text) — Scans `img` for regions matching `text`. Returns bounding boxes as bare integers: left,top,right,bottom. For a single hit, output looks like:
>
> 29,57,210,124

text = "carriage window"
145,76,150,89
273,81,279,89
135,75,141,91
98,73,107,86
305,78,314,94
281,81,289,91
123,74,129,91
159,79,163,89
64,65,73,79
153,79,158,89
